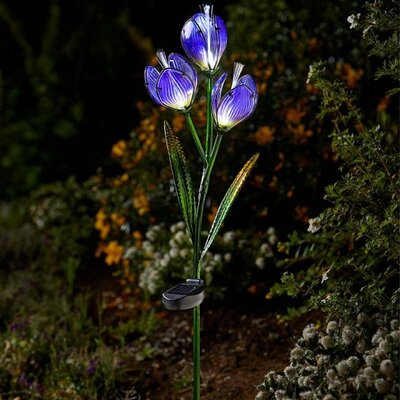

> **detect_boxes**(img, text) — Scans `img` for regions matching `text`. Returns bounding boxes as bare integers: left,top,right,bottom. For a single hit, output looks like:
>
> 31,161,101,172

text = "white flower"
169,248,179,258
316,354,330,366
255,257,266,269
390,320,399,330
302,324,317,341
364,354,378,367
346,356,360,370
179,249,189,258
174,230,186,244
320,335,334,349
222,231,235,243
380,359,394,377
326,320,338,335
267,227,276,236
306,64,315,84
322,396,335,400
290,346,304,361
224,253,232,262
268,235,278,246
275,390,287,400
372,329,385,346
213,254,222,263
389,330,400,342
357,313,369,326
299,391,313,400
284,365,297,379
347,13,361,29
321,268,331,283
255,391,268,400
355,374,368,390
336,360,350,377
341,325,355,345
379,340,391,353
363,366,376,380
260,243,272,256
375,378,391,394
355,339,367,354
307,217,321,233
326,369,337,382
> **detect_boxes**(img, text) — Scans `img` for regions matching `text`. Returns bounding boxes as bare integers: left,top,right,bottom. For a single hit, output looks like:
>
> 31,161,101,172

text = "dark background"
0,0,233,197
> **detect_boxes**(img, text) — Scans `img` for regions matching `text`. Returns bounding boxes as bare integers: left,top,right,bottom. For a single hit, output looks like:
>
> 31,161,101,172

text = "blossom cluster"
256,313,399,399
144,4,258,132
122,221,278,298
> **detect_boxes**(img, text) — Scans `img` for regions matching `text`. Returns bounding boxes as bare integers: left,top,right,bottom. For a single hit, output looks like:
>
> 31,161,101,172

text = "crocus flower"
144,51,198,112
211,62,258,132
181,4,228,73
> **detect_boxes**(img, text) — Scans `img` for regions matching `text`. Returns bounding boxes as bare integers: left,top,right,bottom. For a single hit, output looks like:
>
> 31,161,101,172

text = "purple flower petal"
157,69,195,111
144,66,161,105
181,18,209,70
181,12,227,72
214,15,228,62
215,86,255,131
168,53,198,90
211,72,227,121
238,74,257,95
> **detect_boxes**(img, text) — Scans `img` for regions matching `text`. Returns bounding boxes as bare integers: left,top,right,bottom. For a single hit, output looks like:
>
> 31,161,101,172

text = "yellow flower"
286,108,305,124
253,126,275,145
133,187,150,216
95,208,110,239
111,213,126,226
377,96,390,113
111,140,127,158
337,62,364,89
104,241,124,266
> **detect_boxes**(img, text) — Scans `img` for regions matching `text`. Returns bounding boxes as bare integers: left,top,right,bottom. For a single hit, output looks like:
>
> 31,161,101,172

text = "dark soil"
136,304,320,400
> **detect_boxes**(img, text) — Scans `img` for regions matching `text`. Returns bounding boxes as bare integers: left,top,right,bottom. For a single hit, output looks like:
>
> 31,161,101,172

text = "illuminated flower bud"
181,4,228,73
144,51,198,112
212,62,257,132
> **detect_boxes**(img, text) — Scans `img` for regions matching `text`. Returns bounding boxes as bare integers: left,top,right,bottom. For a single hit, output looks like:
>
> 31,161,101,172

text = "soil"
136,304,320,400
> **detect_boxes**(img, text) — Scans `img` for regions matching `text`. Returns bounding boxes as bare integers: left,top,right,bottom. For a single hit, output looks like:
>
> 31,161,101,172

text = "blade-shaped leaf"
201,153,259,259
164,121,196,240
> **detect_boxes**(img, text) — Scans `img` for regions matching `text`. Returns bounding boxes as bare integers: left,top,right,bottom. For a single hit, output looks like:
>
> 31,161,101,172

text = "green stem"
205,75,214,158
193,133,223,278
191,73,219,400
193,305,201,400
185,112,207,165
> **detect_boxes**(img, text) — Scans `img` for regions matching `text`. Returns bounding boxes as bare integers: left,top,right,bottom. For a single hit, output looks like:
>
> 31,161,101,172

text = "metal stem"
185,112,207,165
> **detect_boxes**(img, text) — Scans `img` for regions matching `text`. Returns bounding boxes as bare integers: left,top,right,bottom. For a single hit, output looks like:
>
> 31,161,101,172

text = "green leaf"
164,121,196,240
201,153,259,259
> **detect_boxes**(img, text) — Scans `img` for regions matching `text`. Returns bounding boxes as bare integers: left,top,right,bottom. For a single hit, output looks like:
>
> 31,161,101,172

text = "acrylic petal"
238,74,257,96
181,18,208,70
214,15,228,61
168,53,198,90
211,72,227,123
157,69,195,111
216,86,255,131
144,66,161,105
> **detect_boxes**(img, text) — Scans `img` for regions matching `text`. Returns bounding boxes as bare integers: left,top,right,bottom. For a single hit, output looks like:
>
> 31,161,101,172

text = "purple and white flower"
211,62,258,132
181,4,228,73
144,51,198,112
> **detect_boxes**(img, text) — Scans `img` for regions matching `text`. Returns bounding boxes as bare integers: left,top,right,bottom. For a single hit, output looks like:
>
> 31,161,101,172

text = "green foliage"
202,152,259,259
164,121,196,241
0,268,140,399
29,177,98,290
352,0,400,94
278,59,399,319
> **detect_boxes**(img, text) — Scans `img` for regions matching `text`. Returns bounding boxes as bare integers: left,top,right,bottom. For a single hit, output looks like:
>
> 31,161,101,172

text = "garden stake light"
144,5,258,399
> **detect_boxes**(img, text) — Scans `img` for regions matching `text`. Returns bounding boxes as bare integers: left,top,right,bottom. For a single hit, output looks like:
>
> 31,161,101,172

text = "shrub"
257,0,399,398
